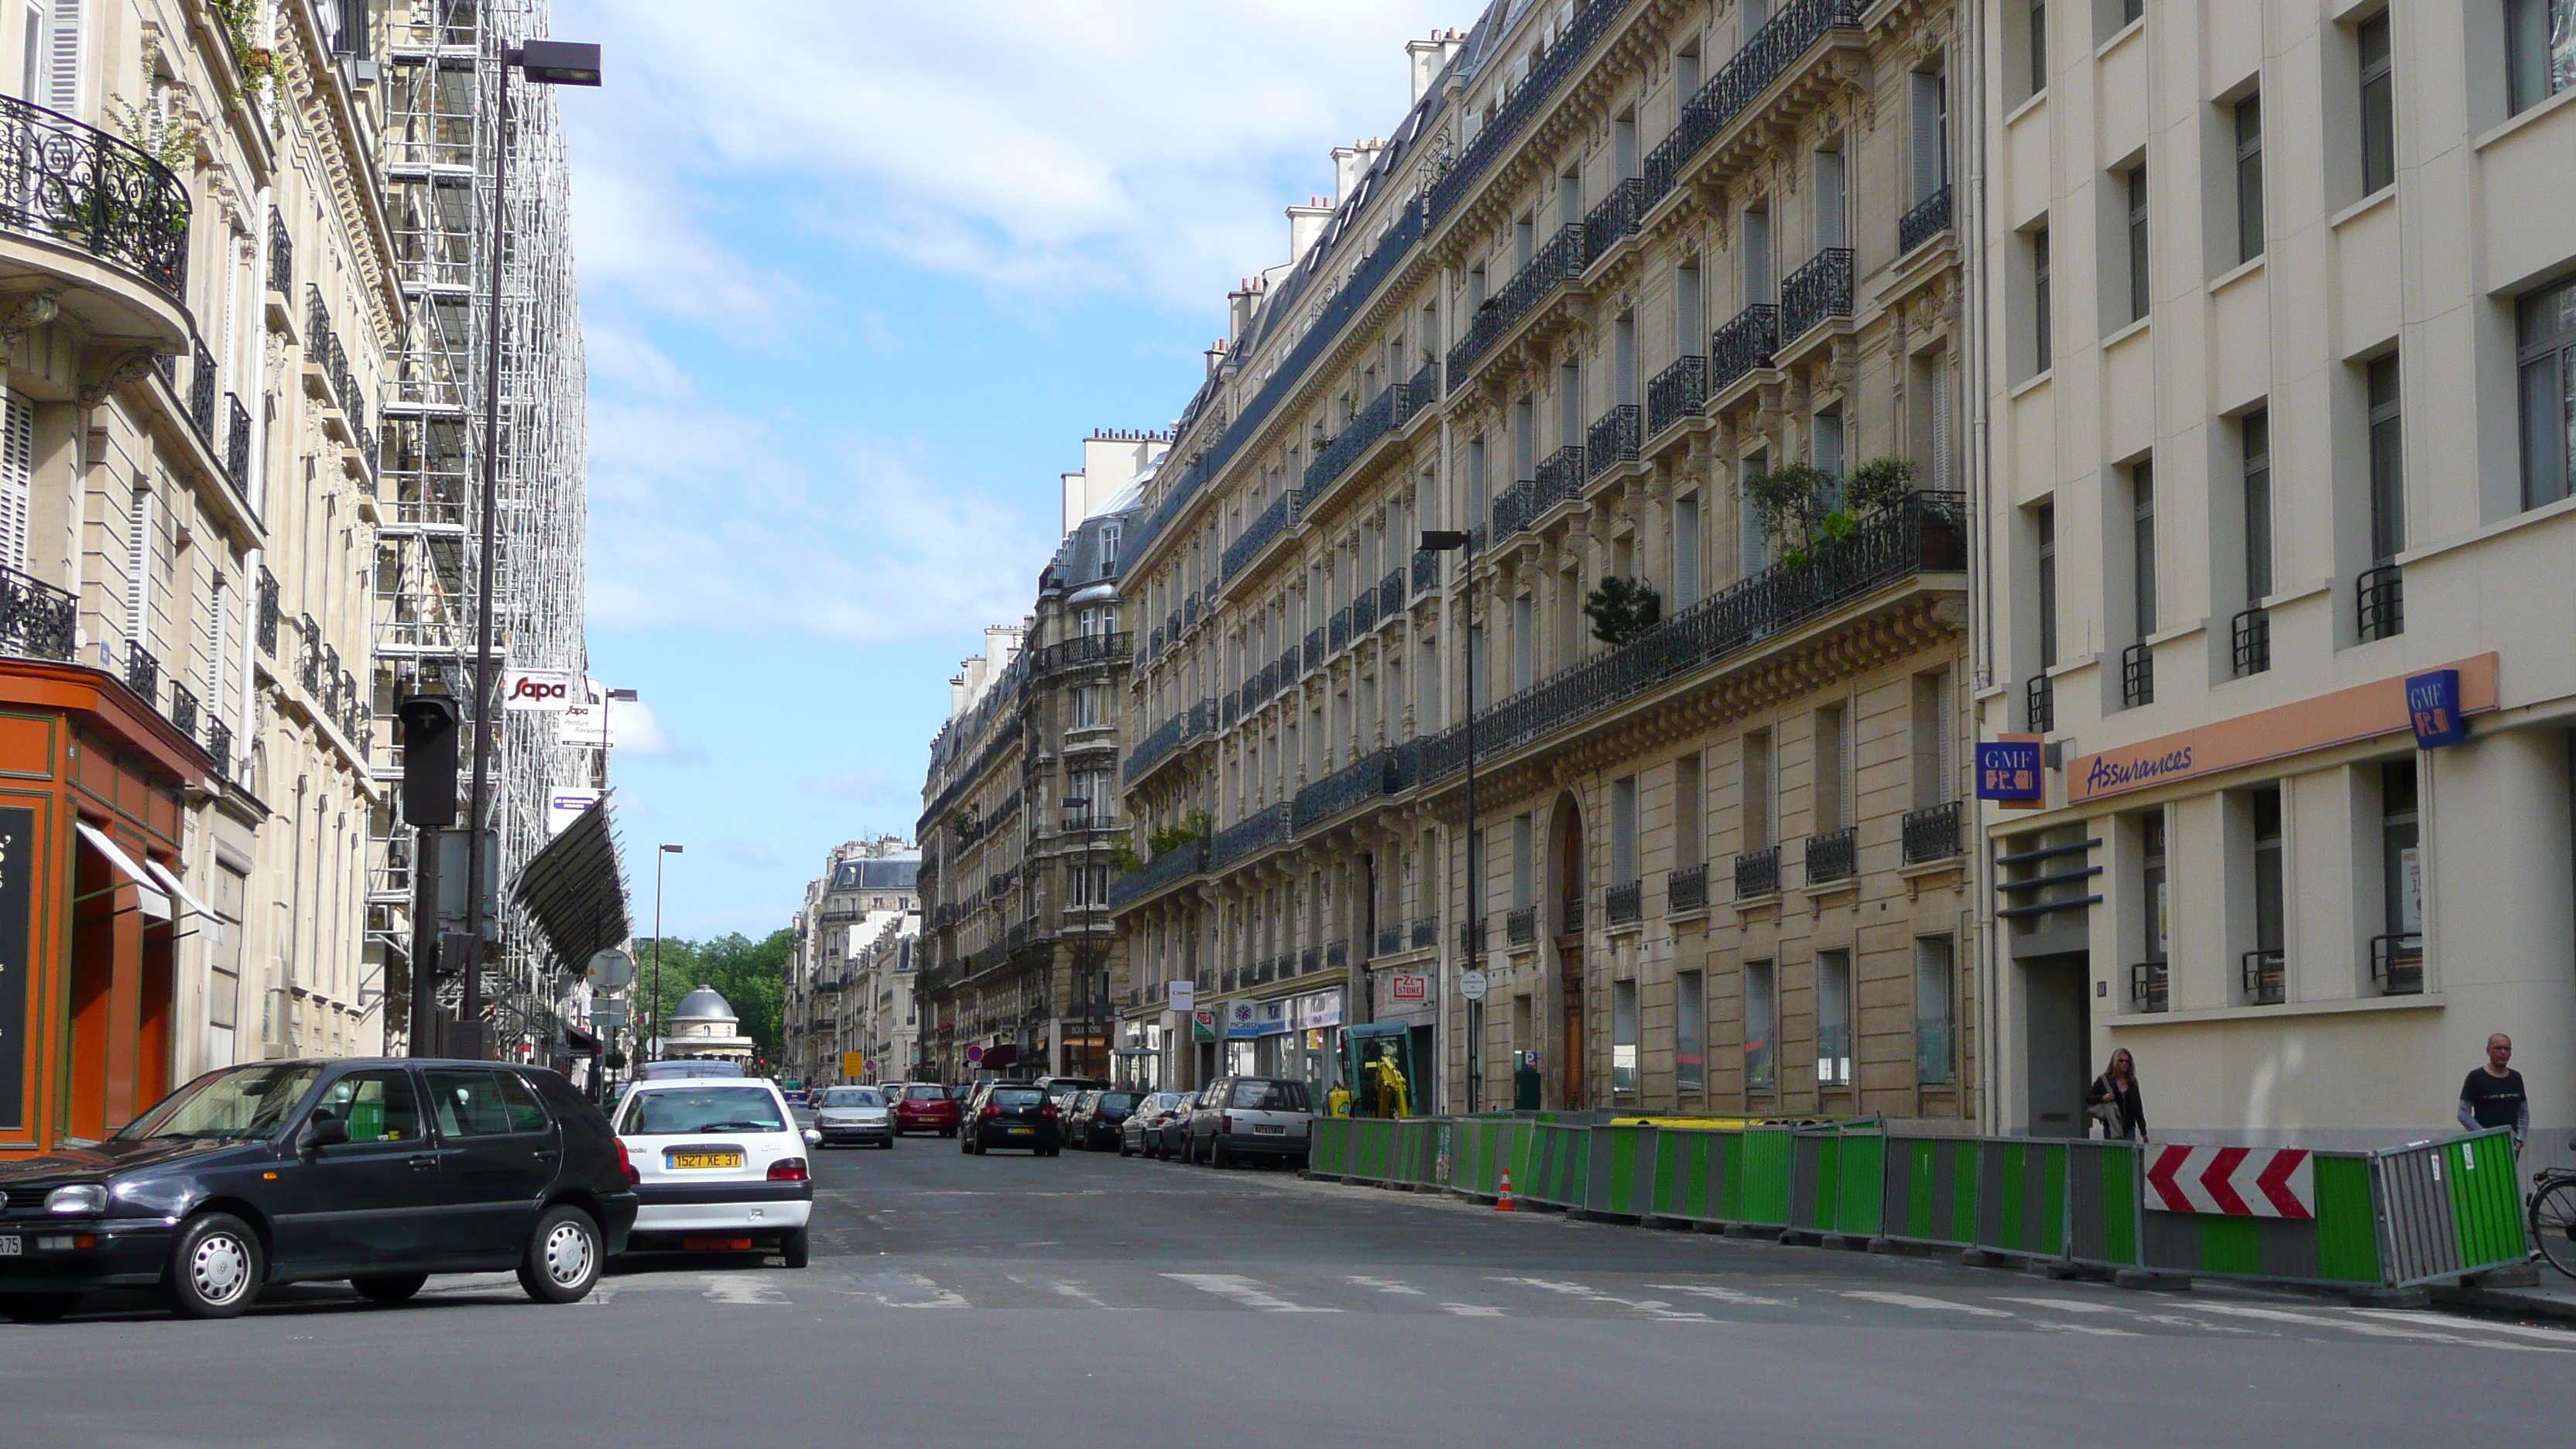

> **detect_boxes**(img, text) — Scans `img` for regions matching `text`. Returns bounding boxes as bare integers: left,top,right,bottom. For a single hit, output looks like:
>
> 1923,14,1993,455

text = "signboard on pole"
1167,978,1195,1013
1977,733,2047,807
1458,970,1488,1002
584,948,633,992
502,667,574,711
1389,972,1430,1003
1190,1009,1218,1042
965,1044,985,1065
547,789,601,836
558,678,615,748
2406,669,2467,748
841,1051,865,1078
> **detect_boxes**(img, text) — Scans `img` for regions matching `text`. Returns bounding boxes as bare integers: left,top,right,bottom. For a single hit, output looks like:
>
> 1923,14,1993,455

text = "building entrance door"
2022,953,2091,1137
1558,944,1584,1110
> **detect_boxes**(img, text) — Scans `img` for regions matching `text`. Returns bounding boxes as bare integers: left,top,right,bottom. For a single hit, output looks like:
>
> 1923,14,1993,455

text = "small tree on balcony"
1584,576,1663,645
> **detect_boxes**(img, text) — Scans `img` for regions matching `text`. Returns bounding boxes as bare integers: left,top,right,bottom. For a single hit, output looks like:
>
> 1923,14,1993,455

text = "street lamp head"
512,40,603,86
661,844,683,854
605,687,639,702
1420,529,1471,552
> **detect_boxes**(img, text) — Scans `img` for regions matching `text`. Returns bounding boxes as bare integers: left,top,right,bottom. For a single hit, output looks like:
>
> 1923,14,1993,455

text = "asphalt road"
9,1128,2576,1447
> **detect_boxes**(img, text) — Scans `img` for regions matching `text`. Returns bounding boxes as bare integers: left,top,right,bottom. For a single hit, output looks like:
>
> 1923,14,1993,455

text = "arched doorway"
1545,791,1585,1109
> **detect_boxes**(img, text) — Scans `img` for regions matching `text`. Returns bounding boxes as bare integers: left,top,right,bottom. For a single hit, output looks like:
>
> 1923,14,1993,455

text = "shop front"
1368,968,1438,1114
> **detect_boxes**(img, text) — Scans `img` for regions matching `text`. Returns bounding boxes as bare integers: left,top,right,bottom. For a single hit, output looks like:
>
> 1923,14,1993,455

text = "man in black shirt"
2457,1033,2529,1152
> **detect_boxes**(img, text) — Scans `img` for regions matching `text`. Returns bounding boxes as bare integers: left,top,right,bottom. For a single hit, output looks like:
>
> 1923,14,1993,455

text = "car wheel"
516,1204,603,1304
1,1293,79,1323
166,1211,264,1320
351,1273,429,1306
781,1228,811,1269
1212,1137,1233,1168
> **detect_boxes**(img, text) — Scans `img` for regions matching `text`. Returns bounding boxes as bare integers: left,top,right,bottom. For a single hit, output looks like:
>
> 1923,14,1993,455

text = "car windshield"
989,1088,1045,1107
1230,1080,1310,1111
116,1064,327,1142
905,1086,947,1101
1098,1093,1137,1111
819,1088,882,1108
619,1086,787,1135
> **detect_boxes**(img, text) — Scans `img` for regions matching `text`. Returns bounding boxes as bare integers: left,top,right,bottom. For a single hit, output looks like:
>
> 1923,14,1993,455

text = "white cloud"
608,698,680,759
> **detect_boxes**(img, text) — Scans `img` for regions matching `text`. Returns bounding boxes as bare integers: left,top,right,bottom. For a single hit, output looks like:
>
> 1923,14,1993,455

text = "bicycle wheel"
2531,1180,2576,1279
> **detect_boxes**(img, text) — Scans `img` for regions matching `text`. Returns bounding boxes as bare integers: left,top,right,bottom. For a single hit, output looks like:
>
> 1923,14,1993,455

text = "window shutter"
0,392,33,574
207,583,227,719
1814,149,1846,250
1931,358,1954,491
1911,72,1947,204
125,488,149,649
46,0,84,118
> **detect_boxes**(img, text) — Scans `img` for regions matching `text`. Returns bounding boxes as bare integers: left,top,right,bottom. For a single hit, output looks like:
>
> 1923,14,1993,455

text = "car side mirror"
303,1115,351,1154
803,1128,821,1146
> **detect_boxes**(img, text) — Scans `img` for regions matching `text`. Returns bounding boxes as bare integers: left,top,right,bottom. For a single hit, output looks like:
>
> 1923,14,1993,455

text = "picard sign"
2067,654,2499,806
0,807,31,1130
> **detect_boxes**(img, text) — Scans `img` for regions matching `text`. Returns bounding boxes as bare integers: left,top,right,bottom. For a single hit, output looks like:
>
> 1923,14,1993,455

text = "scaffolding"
373,0,595,1054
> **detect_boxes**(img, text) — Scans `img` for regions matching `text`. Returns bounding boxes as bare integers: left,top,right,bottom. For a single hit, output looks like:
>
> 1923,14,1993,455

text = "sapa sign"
502,668,574,711
558,677,615,748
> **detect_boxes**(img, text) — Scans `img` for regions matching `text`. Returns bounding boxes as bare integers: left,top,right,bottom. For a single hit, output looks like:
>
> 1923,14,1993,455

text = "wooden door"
1558,944,1584,1110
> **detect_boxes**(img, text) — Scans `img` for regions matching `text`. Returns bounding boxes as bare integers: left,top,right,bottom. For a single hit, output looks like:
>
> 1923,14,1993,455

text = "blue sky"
553,1,1455,938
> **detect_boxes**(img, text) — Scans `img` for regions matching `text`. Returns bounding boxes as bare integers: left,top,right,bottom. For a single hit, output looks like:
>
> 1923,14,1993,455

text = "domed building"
653,985,757,1064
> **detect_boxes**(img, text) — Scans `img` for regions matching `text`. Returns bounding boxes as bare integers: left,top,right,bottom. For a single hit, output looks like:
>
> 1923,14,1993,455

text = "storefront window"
1676,970,1705,1094
1611,979,1639,1094
1745,959,1776,1093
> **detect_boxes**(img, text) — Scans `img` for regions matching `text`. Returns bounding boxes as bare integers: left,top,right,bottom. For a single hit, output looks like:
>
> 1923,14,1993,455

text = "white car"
612,1077,819,1267
812,1085,895,1148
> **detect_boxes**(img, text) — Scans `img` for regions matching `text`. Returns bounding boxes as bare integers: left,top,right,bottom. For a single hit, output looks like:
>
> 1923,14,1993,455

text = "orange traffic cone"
1495,1169,1516,1212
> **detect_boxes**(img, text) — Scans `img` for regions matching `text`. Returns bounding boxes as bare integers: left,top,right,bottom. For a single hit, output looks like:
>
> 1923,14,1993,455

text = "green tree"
632,929,796,1069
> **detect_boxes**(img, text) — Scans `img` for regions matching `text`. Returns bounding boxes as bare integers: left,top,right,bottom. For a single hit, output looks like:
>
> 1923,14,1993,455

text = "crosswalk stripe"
701,1273,788,1305
1995,1296,2126,1314
1838,1291,2012,1318
2187,1301,2567,1351
1438,1302,1508,1317
1348,1275,1425,1296
2349,1309,2576,1344
1645,1283,1793,1308
1492,1276,1713,1321
1163,1273,1341,1313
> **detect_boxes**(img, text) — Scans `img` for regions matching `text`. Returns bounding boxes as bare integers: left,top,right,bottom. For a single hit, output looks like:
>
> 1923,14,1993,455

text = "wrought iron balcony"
1184,591,1200,630
1901,801,1962,865
1304,385,1399,505
169,680,198,737
256,569,279,656
1409,916,1437,950
1304,626,1324,673
2129,961,2170,1013
125,644,160,708
1408,358,1440,410
1710,303,1779,392
1378,568,1405,623
1034,630,1135,677
1490,480,1538,541
1560,895,1585,935
1647,355,1707,438
1805,826,1857,885
1447,222,1586,381
1668,862,1708,913
204,717,231,778
1640,0,1865,210
0,565,78,663
1458,916,1487,953
1329,606,1351,655
1326,940,1348,968
1735,846,1780,899
2026,673,2054,733
1580,176,1648,270
2371,932,2424,996
1533,445,1585,516
2121,641,2154,708
2358,563,2403,642
1351,587,1376,634
1219,690,1238,729
1505,907,1537,945
1585,406,1641,481
1898,183,1953,255
0,93,191,294
2242,949,2286,1005
224,393,251,483
187,338,218,442
1375,926,1400,958
268,207,291,294
2231,606,2270,677
1210,802,1291,870
1780,247,1854,347
1426,0,1624,225
1291,745,1405,832
1300,947,1320,975
1604,879,1641,925
1411,549,1439,594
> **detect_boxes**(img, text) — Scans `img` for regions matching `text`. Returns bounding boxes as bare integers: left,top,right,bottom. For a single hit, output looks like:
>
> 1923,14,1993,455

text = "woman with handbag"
2084,1048,2148,1142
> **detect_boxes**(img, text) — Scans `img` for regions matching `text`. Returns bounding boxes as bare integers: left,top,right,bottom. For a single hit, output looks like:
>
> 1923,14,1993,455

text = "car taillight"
1040,1105,1059,1118
616,1139,639,1186
1222,1114,1235,1133
982,1105,1001,1119
768,1158,809,1182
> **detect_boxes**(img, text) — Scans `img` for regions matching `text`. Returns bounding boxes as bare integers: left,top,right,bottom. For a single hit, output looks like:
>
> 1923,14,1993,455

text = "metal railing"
268,207,291,295
0,92,191,293
1533,444,1585,516
1805,826,1857,885
1505,907,1536,946
1902,801,1961,865
1327,940,1348,968
1411,549,1439,594
2242,949,2286,1005
1449,222,1586,381
1352,587,1377,634
1605,879,1641,925
1490,479,1538,541
169,680,198,737
1780,247,1855,346
2231,606,2270,677
1710,303,1779,392
1585,405,1641,481
1647,355,1707,437
1580,176,1648,269
224,394,251,483
1668,862,1708,913
1374,926,1400,959
1735,846,1780,899
1032,631,1134,677
1560,895,1586,935
1210,803,1291,870
0,565,78,662
125,644,159,708
188,339,218,440
204,717,231,778
1407,358,1438,412
2129,961,2170,1013
1303,383,1399,505
1329,605,1351,655
2371,932,2424,996
1426,0,1625,225
1898,183,1953,255
1458,916,1487,953
1640,0,1865,211
1409,916,1437,950
1378,567,1406,623
1303,625,1324,673
2121,641,2154,708
257,569,279,656
2358,563,2403,642
2026,674,2054,733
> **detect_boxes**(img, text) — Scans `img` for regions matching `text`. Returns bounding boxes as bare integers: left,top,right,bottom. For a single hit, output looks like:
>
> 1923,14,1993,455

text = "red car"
892,1083,961,1138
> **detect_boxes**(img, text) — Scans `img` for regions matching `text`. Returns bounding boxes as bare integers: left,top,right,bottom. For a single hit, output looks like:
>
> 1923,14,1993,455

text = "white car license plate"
1255,1125,1284,1134
0,1235,19,1255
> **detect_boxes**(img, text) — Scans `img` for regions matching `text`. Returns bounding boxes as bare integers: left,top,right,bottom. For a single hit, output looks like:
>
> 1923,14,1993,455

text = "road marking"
1438,1303,1507,1317
841,1272,969,1309
1996,1296,2126,1314
1646,1283,1793,1307
1163,1273,1341,1313
1047,1279,1118,1310
2349,1310,2576,1344
1492,1276,1712,1321
2187,1301,2567,1351
1838,1291,2012,1318
2032,1321,2140,1337
701,1273,788,1306
1347,1276,1425,1295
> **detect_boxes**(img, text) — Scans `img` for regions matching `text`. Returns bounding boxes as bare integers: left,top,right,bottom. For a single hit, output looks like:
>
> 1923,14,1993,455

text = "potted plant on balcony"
1583,575,1663,645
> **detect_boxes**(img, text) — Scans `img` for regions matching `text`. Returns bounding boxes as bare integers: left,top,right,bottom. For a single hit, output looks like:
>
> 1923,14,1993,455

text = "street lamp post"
1420,527,1479,1110
458,40,601,1057
651,843,682,1060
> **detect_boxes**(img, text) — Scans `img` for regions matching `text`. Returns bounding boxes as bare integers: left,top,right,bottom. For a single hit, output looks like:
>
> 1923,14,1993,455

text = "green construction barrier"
1739,1125,1795,1227
1975,1139,2068,1259
2065,1139,2142,1269
2372,1128,2525,1288
2143,1148,2380,1286
1581,1124,1657,1218
1649,1127,1714,1221
1519,1122,1591,1209
1787,1127,1844,1233
1833,1129,1885,1238
1884,1135,1982,1249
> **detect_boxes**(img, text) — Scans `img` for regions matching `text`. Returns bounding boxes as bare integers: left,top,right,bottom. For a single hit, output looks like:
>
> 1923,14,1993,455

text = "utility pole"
1420,527,1479,1109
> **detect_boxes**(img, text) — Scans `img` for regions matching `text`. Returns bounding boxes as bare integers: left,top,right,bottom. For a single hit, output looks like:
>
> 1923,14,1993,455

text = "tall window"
2140,808,2169,968
1742,730,1774,850
1814,703,1851,832
1914,937,1955,1085
0,392,33,574
1741,453,1770,576
2369,355,2404,562
2242,409,2273,601
2251,785,2286,1001
2234,94,2263,264
1816,949,1852,1088
1911,669,1951,809
1674,493,1702,605
2028,0,2048,98
2507,0,2576,113
1677,259,1703,357
1677,969,1706,1094
1611,775,1639,884
1674,752,1704,870
2036,502,2059,668
1814,144,1847,252
2131,462,2157,637
1511,814,1533,911
2031,227,2053,372
1745,958,1776,1092
1910,70,1948,207
1743,205,1772,303
1611,979,1639,1094
2382,758,2420,943
2125,163,2150,323
2359,12,2395,196
2518,278,2576,510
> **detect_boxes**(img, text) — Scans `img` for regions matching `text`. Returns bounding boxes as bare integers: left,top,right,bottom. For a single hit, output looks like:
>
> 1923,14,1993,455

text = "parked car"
810,1085,894,1149
1145,1089,1204,1161
615,1076,819,1267
892,1083,961,1138
637,1060,745,1081
1183,1077,1314,1166
0,1058,639,1323
1036,1077,1105,1122
1117,1093,1187,1157
1067,1091,1142,1152
959,1082,1061,1156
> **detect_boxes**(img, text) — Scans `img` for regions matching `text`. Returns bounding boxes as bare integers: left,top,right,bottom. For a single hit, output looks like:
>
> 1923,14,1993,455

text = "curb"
2431,1283,2576,1323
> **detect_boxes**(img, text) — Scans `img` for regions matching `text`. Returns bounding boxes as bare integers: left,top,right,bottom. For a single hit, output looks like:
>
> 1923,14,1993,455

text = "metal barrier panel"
1652,1129,1716,1221
1834,1131,1885,1238
2139,1151,2371,1286
2066,1139,2142,1269
1975,1139,2067,1259
1522,1123,1575,1208
1885,1136,1979,1249
1740,1126,1795,1227
1310,1118,1349,1177
1714,1130,1745,1222
1587,1124,1656,1217
1789,1129,1841,1232
2375,1129,2523,1287
2315,1153,2383,1284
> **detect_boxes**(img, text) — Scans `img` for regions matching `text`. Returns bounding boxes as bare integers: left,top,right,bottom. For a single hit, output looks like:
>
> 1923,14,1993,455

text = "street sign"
965,1044,985,1064
1458,970,1488,1002
584,948,634,992
2406,669,2468,748
1167,978,1196,1012
842,1052,865,1077
1190,1009,1218,1042
502,666,574,711
1977,735,2046,805
587,1002,628,1027
2144,1145,2316,1218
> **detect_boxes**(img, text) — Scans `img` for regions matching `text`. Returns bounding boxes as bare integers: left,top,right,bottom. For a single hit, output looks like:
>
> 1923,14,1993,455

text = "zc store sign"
502,668,574,712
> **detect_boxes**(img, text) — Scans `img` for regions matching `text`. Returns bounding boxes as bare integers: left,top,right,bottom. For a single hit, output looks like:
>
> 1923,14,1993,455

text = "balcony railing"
1303,625,1324,673
1579,176,1648,270
2026,673,2055,733
204,717,231,778
2358,563,2403,642
1106,836,1208,909
1533,444,1585,516
1304,384,1399,505
1640,0,1865,212
2370,932,2424,996
1210,803,1291,870
188,339,218,440
1668,862,1708,913
224,393,252,483
1408,358,1439,411
1647,355,1707,438
1898,183,1953,255
1490,479,1537,541
1735,846,1780,899
1458,916,1487,954
1426,0,1625,226
1378,567,1406,623
1560,896,1585,935
1805,826,1857,885
2231,607,2270,677
1585,405,1641,481
1409,916,1437,950
1292,746,1406,832
1033,631,1134,677
1329,606,1351,656
2121,641,2154,708
268,206,291,295
1420,495,1965,785
0,566,78,662
1779,247,1854,347
1505,907,1536,946
1448,222,1585,381
1351,587,1377,634
125,644,160,708
0,93,191,294
1901,801,1961,865
1300,947,1321,975
169,680,198,738
1710,303,1779,392
1604,879,1641,925
256,569,279,656
2130,961,2170,1013
1411,549,1439,594
1374,926,1400,959
2242,949,2286,1006
1327,940,1348,968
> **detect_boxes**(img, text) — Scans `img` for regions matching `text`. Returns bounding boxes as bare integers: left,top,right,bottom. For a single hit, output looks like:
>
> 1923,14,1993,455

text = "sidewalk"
2436,1269,2576,1323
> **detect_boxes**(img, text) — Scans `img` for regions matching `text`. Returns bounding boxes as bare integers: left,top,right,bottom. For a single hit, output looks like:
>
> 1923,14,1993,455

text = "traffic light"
397,695,461,826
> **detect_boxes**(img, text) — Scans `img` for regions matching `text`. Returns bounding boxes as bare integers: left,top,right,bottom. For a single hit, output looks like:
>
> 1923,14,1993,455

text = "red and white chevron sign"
2145,1145,2315,1218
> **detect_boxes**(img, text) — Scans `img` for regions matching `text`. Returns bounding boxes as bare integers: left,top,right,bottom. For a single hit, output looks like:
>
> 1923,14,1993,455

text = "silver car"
811,1085,894,1149
1183,1077,1314,1166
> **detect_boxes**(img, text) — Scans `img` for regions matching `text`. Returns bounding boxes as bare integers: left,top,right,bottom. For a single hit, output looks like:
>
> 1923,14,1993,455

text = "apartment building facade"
781,836,918,1087
1975,0,2576,1153
1112,0,1977,1122
0,0,392,1156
